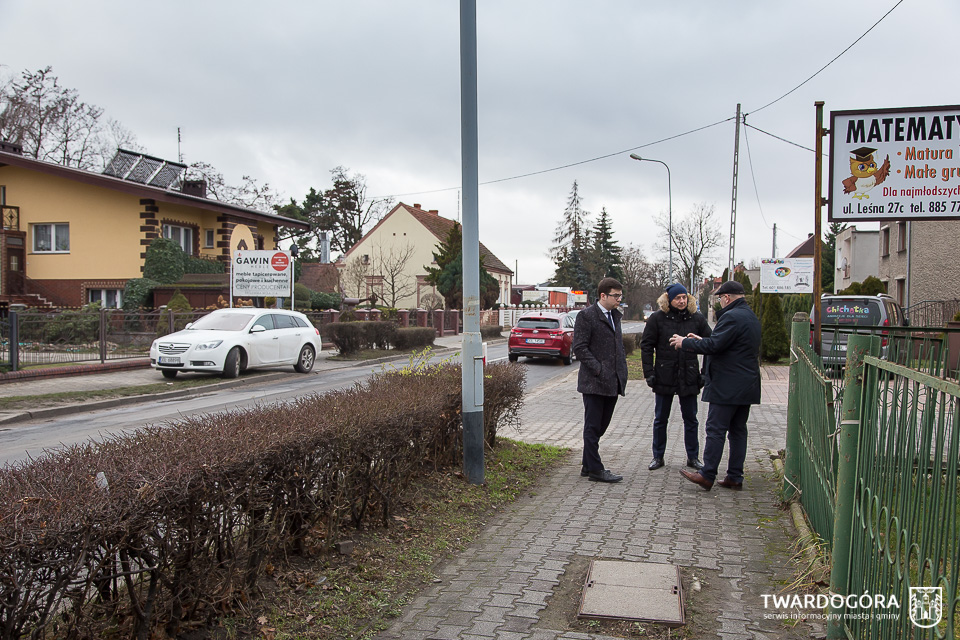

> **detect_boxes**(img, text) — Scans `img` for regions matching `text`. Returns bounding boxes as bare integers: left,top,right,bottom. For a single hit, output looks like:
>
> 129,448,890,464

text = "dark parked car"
814,294,908,371
508,311,574,365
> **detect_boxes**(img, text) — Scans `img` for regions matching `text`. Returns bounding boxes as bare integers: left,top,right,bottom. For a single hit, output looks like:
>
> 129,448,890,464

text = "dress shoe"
686,458,703,470
679,469,713,491
716,477,743,490
580,466,589,477
588,469,623,483
648,457,665,471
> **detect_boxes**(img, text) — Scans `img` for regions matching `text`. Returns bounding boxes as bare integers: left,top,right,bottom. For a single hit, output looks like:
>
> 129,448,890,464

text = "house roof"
344,202,513,274
785,234,817,258
0,150,309,230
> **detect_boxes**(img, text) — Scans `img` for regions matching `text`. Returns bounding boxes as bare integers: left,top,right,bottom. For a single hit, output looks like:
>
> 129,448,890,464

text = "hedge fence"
0,360,525,640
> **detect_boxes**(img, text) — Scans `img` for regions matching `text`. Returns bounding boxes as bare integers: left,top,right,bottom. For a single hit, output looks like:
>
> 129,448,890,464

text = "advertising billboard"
829,105,960,222
760,258,814,294
231,250,293,298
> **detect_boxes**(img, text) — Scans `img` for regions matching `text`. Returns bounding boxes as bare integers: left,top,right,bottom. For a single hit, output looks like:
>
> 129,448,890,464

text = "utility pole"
813,101,827,355
772,223,777,259
727,104,741,279
460,0,484,485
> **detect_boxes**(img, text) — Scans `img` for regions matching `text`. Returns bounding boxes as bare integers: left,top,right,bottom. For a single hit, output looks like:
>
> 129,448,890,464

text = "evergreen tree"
822,222,848,293
760,293,790,361
584,207,625,289
424,222,499,309
549,181,593,292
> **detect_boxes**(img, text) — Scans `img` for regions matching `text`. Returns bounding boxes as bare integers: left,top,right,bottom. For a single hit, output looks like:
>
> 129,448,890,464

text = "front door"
7,247,24,294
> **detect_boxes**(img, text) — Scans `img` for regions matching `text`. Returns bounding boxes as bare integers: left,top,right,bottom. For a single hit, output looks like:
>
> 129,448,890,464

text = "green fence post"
826,332,881,638
783,312,810,500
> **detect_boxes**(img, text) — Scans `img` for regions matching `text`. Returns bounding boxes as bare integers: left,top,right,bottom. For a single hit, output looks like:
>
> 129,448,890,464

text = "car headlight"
195,340,224,351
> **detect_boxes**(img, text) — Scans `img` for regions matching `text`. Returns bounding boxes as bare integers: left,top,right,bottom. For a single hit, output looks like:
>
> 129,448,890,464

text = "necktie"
606,311,615,330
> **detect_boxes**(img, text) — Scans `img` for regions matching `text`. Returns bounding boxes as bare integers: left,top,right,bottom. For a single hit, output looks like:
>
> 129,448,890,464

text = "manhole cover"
578,560,684,626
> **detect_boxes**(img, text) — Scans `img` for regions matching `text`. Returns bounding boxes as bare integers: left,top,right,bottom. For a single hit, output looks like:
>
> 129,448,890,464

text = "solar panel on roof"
102,149,187,190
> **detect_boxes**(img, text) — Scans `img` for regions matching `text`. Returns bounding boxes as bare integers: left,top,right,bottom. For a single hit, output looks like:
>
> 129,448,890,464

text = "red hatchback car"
508,312,574,365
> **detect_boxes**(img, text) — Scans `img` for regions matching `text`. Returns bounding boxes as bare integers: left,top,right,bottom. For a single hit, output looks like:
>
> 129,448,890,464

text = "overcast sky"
2,0,956,285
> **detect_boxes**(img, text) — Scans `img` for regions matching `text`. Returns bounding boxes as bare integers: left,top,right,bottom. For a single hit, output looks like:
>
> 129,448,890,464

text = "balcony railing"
2,205,20,231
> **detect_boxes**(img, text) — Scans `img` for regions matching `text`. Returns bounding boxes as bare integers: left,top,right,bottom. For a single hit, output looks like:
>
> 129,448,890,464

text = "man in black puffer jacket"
640,283,712,471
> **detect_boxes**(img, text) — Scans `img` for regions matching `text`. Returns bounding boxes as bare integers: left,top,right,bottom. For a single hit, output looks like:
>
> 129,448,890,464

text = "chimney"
0,141,23,155
413,203,421,209
181,179,207,198
429,209,438,215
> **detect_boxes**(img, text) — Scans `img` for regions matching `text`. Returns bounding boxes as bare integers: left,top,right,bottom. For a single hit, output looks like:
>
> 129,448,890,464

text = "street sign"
231,250,293,298
760,258,814,294
829,105,960,222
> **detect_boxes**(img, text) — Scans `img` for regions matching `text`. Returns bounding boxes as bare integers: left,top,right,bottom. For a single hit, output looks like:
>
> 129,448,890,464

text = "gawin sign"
231,250,292,298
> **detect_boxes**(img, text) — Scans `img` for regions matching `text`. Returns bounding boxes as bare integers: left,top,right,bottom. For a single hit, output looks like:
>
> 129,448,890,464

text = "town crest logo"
909,586,942,628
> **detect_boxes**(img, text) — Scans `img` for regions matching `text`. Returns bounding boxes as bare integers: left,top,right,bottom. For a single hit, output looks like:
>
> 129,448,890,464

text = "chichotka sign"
829,105,960,221
231,250,292,297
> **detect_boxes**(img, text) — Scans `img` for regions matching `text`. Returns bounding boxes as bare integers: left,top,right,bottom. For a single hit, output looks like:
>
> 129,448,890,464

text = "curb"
769,448,829,578
0,359,151,384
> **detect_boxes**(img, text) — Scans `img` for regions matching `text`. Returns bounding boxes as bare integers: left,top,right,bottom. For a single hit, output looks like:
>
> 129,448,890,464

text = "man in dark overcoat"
573,277,629,483
640,283,712,471
669,280,761,491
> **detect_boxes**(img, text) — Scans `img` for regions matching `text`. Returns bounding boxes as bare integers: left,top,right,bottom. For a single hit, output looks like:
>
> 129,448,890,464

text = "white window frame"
32,223,70,253
163,223,194,254
88,288,123,308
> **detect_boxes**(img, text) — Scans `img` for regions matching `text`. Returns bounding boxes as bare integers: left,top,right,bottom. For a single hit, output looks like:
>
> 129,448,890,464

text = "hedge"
394,327,437,350
0,361,525,639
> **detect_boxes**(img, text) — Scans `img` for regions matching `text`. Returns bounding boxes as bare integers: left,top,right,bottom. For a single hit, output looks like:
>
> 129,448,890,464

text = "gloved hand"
645,376,655,388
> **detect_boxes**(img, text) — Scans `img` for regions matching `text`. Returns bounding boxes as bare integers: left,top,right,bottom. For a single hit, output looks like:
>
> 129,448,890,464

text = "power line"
743,123,817,154
746,0,904,116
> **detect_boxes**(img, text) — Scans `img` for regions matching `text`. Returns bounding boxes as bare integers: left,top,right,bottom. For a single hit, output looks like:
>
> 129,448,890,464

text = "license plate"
159,356,181,365
526,338,545,344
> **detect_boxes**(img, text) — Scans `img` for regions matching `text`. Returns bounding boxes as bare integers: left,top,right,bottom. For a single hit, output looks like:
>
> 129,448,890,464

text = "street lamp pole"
629,154,673,283
289,243,299,310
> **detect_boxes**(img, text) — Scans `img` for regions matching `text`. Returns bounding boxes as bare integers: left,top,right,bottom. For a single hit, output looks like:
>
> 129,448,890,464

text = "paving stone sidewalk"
376,366,817,640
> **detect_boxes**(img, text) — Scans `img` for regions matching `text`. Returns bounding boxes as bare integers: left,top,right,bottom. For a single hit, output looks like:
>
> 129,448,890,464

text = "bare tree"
185,160,281,211
655,202,723,293
371,242,416,307
339,255,370,299
620,244,669,318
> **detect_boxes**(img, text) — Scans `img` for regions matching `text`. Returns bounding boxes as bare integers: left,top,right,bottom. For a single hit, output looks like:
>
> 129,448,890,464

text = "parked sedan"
150,308,322,379
508,311,574,365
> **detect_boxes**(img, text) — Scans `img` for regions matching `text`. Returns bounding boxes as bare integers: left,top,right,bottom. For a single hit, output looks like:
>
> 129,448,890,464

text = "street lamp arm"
628,154,674,283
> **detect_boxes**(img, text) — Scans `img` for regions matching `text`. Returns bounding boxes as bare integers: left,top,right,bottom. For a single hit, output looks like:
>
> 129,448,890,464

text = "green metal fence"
785,320,959,638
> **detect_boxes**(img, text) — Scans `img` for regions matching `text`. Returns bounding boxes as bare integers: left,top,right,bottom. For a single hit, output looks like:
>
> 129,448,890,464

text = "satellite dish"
840,257,848,269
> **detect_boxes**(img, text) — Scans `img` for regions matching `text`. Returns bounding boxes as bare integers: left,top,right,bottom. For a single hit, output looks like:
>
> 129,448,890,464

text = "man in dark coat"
669,280,761,491
573,277,629,483
640,283,712,471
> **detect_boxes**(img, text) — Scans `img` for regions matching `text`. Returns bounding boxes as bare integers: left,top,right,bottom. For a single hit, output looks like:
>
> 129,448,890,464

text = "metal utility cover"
578,560,684,626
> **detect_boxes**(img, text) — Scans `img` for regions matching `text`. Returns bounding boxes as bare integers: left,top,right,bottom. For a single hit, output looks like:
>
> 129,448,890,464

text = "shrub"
760,293,790,361
311,291,341,310
325,322,366,355
143,237,186,284
40,303,102,344
622,333,636,356
183,255,224,274
953,310,960,323
480,324,503,339
377,306,399,321
293,283,313,310
365,321,398,350
122,278,160,311
157,290,195,337
394,327,436,350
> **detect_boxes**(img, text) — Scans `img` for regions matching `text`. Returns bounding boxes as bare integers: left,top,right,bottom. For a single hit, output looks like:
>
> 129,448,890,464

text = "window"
33,223,70,253
895,278,906,306
163,223,194,254
880,227,890,257
897,222,907,252
204,229,215,248
88,289,123,308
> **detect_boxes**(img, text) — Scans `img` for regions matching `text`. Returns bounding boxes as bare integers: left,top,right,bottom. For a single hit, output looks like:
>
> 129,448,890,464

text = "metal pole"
629,154,672,283
727,103,741,279
460,0,484,485
813,101,825,355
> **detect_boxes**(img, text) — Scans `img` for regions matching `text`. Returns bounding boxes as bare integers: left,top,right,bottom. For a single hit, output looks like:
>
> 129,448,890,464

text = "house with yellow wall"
0,146,308,308
339,202,512,309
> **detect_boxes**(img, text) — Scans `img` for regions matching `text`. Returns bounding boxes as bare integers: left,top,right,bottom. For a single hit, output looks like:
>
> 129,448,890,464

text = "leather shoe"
588,469,623,483
648,458,665,471
686,458,703,470
679,469,713,491
716,477,743,490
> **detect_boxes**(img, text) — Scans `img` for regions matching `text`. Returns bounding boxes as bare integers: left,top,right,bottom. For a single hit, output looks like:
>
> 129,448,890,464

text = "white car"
150,308,322,379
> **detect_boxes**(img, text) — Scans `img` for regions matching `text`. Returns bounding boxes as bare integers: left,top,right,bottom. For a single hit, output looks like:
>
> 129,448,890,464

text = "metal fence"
785,324,959,638
0,308,208,371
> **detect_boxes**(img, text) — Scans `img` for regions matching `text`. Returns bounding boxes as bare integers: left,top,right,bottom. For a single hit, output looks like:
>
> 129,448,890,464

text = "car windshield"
189,313,255,331
517,318,560,330
821,300,882,325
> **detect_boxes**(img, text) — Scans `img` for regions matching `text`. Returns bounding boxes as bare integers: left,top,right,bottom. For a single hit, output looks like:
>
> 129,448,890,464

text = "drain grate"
577,560,684,626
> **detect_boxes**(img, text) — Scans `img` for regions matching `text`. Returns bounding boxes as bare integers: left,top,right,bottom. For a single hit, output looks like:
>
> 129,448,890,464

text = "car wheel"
222,347,241,379
161,369,178,379
294,345,316,373
562,355,572,366
508,353,518,362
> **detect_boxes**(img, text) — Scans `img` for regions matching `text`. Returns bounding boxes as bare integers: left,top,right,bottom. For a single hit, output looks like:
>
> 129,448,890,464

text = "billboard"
231,250,293,298
760,258,814,294
829,105,960,222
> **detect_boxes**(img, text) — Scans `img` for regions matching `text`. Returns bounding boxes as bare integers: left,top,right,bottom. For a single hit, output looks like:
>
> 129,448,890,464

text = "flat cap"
715,280,745,296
